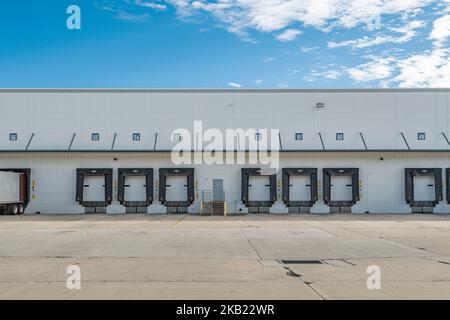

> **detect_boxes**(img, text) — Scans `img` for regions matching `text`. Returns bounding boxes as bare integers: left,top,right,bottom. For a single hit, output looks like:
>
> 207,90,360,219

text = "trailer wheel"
17,204,25,215
8,204,19,215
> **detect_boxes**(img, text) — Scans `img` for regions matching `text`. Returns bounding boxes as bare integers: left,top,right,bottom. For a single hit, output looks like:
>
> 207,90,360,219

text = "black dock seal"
117,168,153,207
323,168,360,207
282,168,318,207
158,168,194,207
76,168,113,207
241,168,277,207
447,169,450,204
405,168,442,207
0,168,31,207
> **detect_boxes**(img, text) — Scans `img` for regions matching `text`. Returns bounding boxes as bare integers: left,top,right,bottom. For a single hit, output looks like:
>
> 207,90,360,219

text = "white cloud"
165,0,194,16
162,0,435,40
393,48,450,87
228,82,243,88
140,1,168,11
303,66,343,82
263,57,277,63
276,29,302,42
116,1,450,88
346,58,395,82
278,82,290,88
98,1,166,22
115,11,150,22
323,70,342,80
304,11,450,87
328,20,425,49
300,46,319,53
429,15,450,47
389,13,450,87
342,47,450,87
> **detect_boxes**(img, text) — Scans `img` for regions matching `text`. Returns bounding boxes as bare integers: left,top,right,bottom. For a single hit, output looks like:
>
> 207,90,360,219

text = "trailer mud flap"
76,168,113,213
282,168,318,213
159,168,194,213
323,168,359,212
241,168,277,213
406,168,442,213
117,168,153,213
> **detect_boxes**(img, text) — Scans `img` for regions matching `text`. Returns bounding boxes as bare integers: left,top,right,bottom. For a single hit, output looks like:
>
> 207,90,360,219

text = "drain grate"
279,260,323,265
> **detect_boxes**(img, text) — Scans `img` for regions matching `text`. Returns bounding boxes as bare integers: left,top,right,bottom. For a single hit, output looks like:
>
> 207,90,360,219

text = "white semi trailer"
0,171,27,215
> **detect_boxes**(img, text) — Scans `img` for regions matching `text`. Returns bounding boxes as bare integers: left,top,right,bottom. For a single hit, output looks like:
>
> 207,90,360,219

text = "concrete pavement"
0,214,449,299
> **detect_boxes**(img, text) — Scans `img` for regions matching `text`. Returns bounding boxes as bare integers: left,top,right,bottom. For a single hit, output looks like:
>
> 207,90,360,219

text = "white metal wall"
0,152,449,214
1,90,449,151
0,89,449,214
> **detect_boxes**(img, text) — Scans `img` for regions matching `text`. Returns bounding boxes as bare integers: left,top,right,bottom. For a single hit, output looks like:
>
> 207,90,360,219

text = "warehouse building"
0,88,450,215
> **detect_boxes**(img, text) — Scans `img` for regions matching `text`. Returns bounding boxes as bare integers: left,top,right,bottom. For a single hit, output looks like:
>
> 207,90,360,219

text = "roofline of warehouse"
0,149,450,153
0,88,449,93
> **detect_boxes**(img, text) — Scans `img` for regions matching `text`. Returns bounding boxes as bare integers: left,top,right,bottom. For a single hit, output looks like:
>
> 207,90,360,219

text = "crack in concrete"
174,230,192,258
422,256,450,266
323,259,356,266
283,266,326,300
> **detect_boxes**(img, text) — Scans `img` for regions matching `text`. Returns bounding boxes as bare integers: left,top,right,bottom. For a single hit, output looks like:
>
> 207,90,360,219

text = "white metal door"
166,176,187,201
249,176,270,201
83,176,105,202
331,176,353,201
125,176,147,202
414,176,435,201
289,176,310,201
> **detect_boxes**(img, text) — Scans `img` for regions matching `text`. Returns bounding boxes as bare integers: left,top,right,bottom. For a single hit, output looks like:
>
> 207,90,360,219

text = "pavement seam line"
170,214,187,228
241,230,263,260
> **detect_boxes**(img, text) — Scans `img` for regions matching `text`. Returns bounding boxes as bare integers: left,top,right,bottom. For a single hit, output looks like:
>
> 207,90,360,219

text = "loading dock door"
282,168,318,210
405,168,442,212
158,168,194,210
330,176,353,202
124,176,147,202
289,176,311,201
166,176,188,202
241,168,277,210
249,176,271,201
413,175,435,202
83,176,106,202
323,168,359,210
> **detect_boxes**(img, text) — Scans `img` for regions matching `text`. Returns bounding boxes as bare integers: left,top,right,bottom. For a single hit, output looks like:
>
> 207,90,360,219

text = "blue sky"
0,0,449,88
